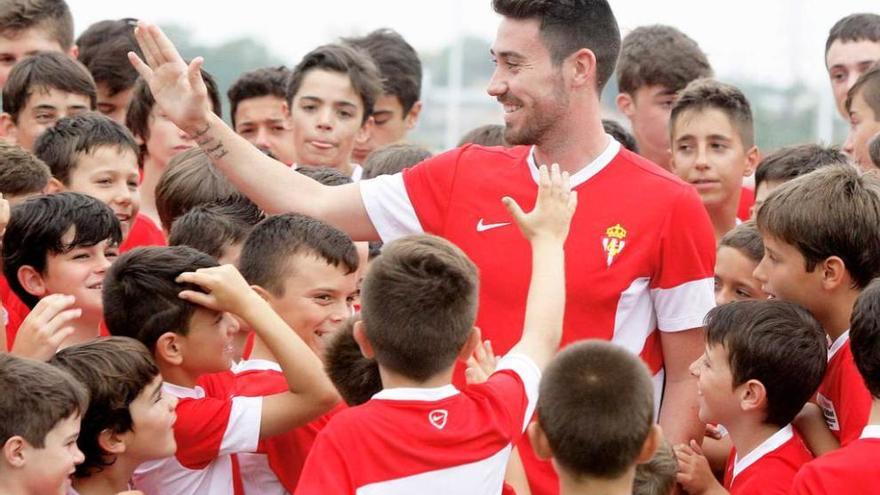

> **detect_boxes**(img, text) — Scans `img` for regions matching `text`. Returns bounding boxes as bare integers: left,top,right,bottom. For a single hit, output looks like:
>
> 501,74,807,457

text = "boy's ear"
17,265,49,299
636,424,662,464
155,332,185,366
0,113,18,143
251,285,272,303
98,428,127,456
739,378,768,414
527,421,553,460
456,326,481,363
67,44,79,59
352,320,375,359
355,116,375,148
820,256,848,291
616,92,636,118
743,145,761,177
45,177,66,194
2,436,27,467
404,101,422,130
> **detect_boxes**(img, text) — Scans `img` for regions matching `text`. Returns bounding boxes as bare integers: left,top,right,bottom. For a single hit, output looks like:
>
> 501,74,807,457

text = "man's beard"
502,80,568,146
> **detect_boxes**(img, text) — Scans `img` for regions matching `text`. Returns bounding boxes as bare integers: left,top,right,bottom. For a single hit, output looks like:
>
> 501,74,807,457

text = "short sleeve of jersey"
360,148,462,242
174,395,263,469
649,187,716,331
294,431,354,495
490,353,542,434
789,464,824,495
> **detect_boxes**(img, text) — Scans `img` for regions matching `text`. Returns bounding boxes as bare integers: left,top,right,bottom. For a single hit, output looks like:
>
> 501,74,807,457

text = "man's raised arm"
129,21,379,240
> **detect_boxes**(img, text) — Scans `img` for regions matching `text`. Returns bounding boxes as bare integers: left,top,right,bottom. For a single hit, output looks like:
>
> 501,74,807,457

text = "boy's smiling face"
7,86,91,151
21,413,84,495
752,234,825,313
65,146,141,238
179,307,240,375
690,344,739,425
123,374,178,463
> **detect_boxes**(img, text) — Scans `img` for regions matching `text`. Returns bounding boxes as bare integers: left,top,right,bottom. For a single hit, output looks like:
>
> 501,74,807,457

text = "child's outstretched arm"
178,265,339,439
504,163,577,370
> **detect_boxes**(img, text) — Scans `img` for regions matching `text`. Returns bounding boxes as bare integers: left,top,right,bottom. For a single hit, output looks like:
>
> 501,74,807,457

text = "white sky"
67,0,878,90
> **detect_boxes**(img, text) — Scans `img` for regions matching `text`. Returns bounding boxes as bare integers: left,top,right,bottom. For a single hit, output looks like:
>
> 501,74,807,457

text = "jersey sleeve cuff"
359,174,423,242
220,396,263,455
652,278,714,332
496,353,541,432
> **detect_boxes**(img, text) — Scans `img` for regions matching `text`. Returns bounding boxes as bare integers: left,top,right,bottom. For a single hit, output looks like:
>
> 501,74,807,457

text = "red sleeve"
400,147,464,235
1,276,30,351
650,186,716,331
789,464,824,495
295,430,354,495
501,482,518,495
173,395,261,469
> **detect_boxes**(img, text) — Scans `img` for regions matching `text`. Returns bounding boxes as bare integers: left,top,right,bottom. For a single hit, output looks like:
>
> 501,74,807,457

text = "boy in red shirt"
676,300,827,494
790,279,880,494
102,246,339,495
753,165,880,448
295,163,576,494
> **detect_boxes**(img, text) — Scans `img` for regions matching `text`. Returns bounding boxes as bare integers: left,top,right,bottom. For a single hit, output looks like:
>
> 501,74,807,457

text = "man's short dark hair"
344,29,422,116
2,51,96,122
603,119,638,153
537,340,654,479
0,0,74,51
362,143,432,179
227,66,291,128
325,317,381,406
125,69,222,151
705,300,827,427
168,197,265,260
296,166,352,186
0,141,51,196
103,246,218,352
825,13,880,55
0,353,87,449
851,278,880,399
719,221,764,265
33,112,139,185
76,18,141,97
754,144,850,192
845,63,880,118
360,235,478,382
671,78,754,148
492,0,621,91
287,43,383,125
617,25,712,95
155,148,242,232
2,192,122,308
756,165,880,289
50,336,158,478
238,213,358,297
457,124,509,148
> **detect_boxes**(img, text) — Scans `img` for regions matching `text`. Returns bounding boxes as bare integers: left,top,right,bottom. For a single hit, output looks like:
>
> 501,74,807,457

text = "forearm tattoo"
193,122,229,160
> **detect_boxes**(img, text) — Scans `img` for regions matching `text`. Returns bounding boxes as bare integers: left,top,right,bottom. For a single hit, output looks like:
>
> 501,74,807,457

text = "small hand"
465,328,498,385
674,440,724,495
502,163,577,244
11,294,80,361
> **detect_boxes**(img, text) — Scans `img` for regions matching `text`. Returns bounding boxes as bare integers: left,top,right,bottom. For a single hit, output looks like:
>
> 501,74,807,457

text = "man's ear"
456,326,481,363
155,332,184,366
568,48,597,90
636,424,662,464
739,378,767,414
45,177,66,194
353,320,375,359
616,92,636,118
820,256,849,292
743,145,761,177
404,101,422,130
2,436,27,467
17,265,49,299
0,113,18,143
97,428,127,456
528,421,553,460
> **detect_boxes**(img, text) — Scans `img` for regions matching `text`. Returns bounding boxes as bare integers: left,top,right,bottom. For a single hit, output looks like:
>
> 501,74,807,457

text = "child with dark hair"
676,300,827,495
602,118,638,153
324,316,381,407
0,352,88,495
362,143,432,179
49,336,177,495
2,192,122,349
825,13,880,119
227,66,297,165
76,18,141,124
843,63,880,170
0,141,50,205
168,197,264,265
0,0,76,89
714,221,767,305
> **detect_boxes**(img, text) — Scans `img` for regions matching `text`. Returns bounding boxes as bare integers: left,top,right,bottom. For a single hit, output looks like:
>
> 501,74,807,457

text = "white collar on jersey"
162,381,206,400
232,358,281,373
828,330,850,361
372,384,460,402
732,424,793,481
861,425,880,440
526,134,620,188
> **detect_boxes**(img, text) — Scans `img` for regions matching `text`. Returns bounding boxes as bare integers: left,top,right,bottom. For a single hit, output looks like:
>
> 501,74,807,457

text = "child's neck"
249,334,276,363
725,417,785,461
60,314,103,349
816,288,860,342
379,364,454,390
157,361,201,389
705,200,739,243
869,399,880,425
72,456,139,495
557,466,636,495
138,156,164,227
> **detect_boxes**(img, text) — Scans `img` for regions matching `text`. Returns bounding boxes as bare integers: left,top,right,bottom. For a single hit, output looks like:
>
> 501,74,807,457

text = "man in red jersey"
129,1,715,493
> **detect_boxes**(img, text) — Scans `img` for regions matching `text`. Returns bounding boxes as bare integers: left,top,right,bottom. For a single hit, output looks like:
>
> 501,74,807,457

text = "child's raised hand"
502,163,577,244
176,264,260,317
128,21,213,134
465,329,498,385
11,294,80,361
674,440,726,495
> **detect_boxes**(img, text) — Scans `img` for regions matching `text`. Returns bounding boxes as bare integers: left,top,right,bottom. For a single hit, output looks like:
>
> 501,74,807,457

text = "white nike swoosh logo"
476,219,511,232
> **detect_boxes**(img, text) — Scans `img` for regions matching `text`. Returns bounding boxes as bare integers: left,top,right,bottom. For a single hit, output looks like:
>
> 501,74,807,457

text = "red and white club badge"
428,409,448,430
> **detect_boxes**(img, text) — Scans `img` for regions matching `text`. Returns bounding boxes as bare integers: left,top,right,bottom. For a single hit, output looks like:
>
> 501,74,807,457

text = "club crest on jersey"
602,224,627,267
428,409,448,430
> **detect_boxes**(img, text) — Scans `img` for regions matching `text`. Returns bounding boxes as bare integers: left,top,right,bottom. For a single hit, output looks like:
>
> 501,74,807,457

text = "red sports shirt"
295,353,540,495
722,425,812,494
120,213,166,252
816,332,872,446
790,425,880,494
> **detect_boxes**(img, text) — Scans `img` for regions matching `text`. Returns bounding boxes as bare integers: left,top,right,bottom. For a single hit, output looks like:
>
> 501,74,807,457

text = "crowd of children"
2,1,880,494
